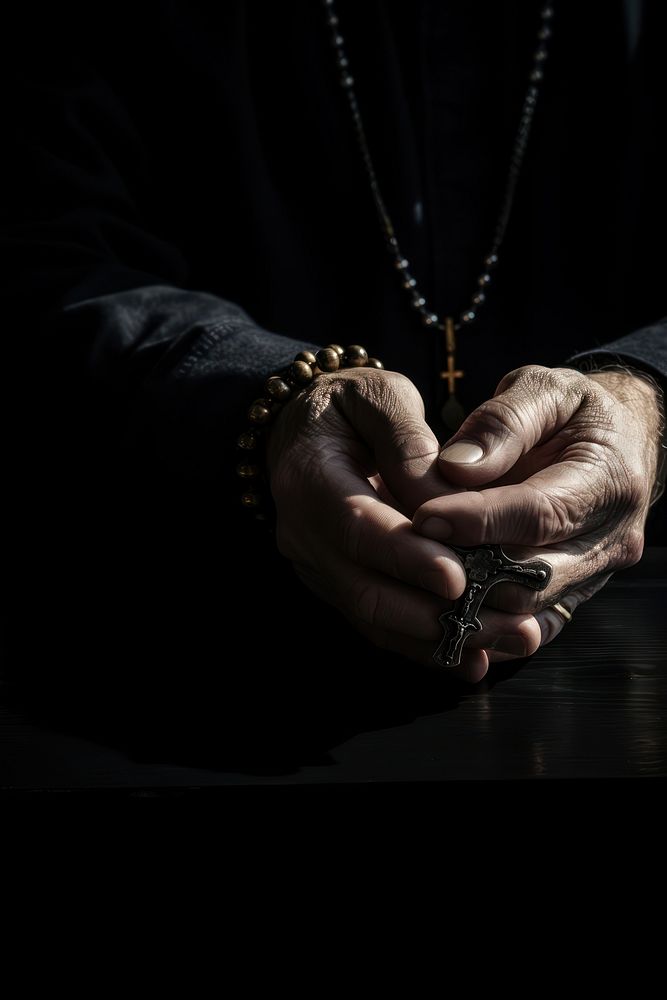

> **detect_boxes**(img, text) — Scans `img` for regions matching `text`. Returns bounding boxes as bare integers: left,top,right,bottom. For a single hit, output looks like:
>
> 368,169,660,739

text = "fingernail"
419,517,453,541
440,440,484,464
493,635,527,657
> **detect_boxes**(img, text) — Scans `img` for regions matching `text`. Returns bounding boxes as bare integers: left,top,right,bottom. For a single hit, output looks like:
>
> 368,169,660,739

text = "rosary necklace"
322,0,555,430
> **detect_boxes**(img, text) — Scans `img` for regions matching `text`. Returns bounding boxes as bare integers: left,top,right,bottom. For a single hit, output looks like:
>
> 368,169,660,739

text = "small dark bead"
412,296,426,308
535,47,548,62
472,291,486,306
327,15,338,27
539,26,552,40
295,350,317,366
316,347,341,372
395,257,409,270
338,56,349,69
291,360,315,385
403,277,417,289
333,34,344,46
341,74,354,88
241,492,261,509
248,401,271,425
478,273,492,287
344,344,368,367
237,430,259,450
530,68,544,82
237,463,260,479
327,343,345,357
485,253,499,268
461,310,476,325
422,313,439,327
366,358,384,369
265,376,292,401
542,6,554,19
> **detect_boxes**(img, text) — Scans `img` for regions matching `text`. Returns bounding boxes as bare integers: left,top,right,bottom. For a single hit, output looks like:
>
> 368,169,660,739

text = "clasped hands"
267,363,662,683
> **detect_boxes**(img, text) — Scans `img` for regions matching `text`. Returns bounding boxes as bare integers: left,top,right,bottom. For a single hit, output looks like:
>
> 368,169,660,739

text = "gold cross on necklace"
439,317,466,431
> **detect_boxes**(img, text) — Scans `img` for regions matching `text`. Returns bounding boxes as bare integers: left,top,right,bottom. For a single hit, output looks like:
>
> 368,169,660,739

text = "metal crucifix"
433,544,553,668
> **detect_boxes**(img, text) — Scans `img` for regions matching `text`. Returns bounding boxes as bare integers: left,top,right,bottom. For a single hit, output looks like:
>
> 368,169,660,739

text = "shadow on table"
2,599,523,778
0,433,521,780
2,536,527,779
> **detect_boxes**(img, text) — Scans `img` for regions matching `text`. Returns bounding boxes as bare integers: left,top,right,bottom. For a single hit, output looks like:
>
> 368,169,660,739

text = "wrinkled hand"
414,365,663,680
268,368,529,680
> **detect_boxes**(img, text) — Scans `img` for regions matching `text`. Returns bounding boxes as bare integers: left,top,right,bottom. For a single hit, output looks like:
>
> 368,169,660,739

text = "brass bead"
237,430,259,450
290,360,314,385
265,376,292,401
248,401,271,425
295,350,317,366
344,344,368,367
316,347,340,372
366,358,384,369
241,492,261,508
327,344,345,358
236,463,260,479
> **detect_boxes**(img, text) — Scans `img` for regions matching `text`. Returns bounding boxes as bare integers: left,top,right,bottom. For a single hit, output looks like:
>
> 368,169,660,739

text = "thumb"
340,369,456,513
438,365,584,485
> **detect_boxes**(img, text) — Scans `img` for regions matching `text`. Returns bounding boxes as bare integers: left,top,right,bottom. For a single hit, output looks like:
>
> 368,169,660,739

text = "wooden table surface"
1,548,666,794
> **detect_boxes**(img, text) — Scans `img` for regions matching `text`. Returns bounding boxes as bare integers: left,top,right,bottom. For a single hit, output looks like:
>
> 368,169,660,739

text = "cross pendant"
439,317,464,394
439,317,465,431
433,544,553,668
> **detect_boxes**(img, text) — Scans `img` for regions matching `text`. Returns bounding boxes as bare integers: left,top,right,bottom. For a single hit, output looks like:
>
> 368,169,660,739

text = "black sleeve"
1,14,319,496
565,317,667,391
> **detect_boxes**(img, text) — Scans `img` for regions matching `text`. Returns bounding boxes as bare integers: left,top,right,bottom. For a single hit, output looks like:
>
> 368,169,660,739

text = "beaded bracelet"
236,343,383,520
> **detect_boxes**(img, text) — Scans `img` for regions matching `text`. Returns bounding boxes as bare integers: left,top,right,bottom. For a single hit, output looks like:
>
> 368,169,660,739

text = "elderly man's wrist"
585,367,666,507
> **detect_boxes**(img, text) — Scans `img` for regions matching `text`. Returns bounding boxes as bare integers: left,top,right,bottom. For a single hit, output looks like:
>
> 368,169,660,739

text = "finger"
413,458,609,547
436,366,587,486
293,557,448,642
532,573,612,647
464,606,542,658
337,493,467,600
337,368,459,513
355,622,490,683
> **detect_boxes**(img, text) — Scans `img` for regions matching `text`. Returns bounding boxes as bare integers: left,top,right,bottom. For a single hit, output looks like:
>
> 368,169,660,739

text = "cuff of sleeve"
564,316,667,393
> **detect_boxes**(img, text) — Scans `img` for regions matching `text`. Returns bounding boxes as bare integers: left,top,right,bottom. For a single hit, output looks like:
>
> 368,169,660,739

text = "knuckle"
617,470,646,513
355,368,415,403
498,364,587,409
550,366,590,393
529,485,575,542
596,453,647,525
495,364,545,392
616,528,645,569
343,368,426,424
473,397,524,441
